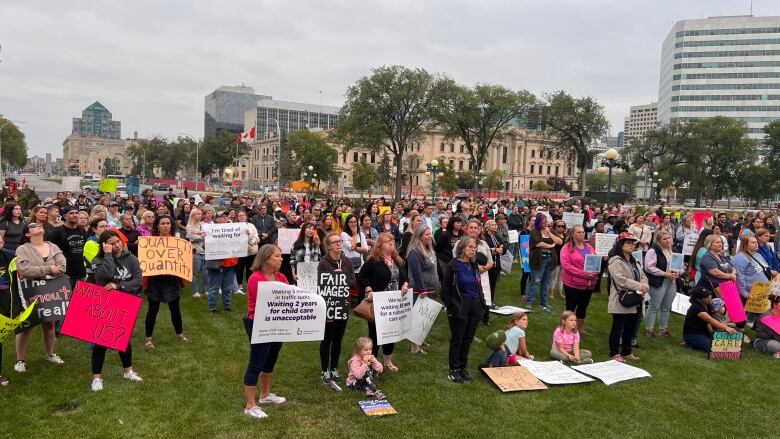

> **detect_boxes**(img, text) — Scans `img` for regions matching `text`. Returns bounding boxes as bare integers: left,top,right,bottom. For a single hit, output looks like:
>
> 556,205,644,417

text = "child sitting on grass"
347,337,385,400
550,311,593,365
710,298,751,344
505,312,534,364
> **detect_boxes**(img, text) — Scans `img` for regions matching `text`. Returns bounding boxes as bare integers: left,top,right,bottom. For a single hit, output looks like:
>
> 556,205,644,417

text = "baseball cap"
60,205,78,215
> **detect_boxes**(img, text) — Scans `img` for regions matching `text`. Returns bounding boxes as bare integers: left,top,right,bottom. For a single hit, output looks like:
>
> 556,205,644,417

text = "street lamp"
426,159,440,200
656,178,663,203
269,118,281,195
597,148,620,205
477,169,485,199
0,120,26,183
652,171,659,204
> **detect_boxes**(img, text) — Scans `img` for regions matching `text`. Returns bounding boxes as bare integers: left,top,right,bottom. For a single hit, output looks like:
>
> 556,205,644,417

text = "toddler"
347,337,385,400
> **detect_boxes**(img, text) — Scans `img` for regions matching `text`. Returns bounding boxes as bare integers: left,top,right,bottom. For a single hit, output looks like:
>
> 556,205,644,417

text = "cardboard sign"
761,315,780,336
295,261,319,292
277,228,298,255
480,271,492,306
584,254,602,273
17,275,72,326
719,281,747,323
318,272,350,321
98,178,119,193
250,282,326,343
571,360,651,385
489,305,531,315
137,236,193,281
744,281,772,314
519,360,595,385
520,234,530,272
594,233,616,257
482,366,548,392
378,206,391,216
562,212,584,230
507,230,519,244
670,293,692,316
406,297,443,346
0,301,36,343
372,290,413,345
682,231,699,256
60,281,142,352
669,253,684,272
204,223,248,260
709,331,743,360
358,400,397,416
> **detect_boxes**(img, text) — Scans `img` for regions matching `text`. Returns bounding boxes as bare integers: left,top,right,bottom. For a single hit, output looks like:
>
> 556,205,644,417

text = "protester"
527,213,562,312
683,287,736,353
48,205,88,290
346,337,385,400
290,223,322,283
341,214,368,274
628,214,652,253
206,211,238,313
375,211,401,246
137,210,155,237
186,208,207,298
434,216,463,276
560,225,598,333
235,209,260,291
406,225,440,354
752,294,780,358
483,219,506,310
643,230,679,338
607,233,648,363
0,202,26,267
550,310,592,364
119,213,140,256
755,228,780,275
83,218,108,283
698,235,736,297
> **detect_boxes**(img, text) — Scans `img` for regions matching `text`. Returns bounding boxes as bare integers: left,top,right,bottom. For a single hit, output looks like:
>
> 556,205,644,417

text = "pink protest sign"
719,281,747,323
762,315,780,336
692,211,712,230
60,281,143,352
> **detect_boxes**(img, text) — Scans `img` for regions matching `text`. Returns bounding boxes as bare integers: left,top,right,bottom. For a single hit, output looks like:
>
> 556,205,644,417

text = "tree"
375,152,392,189
546,176,572,192
439,84,536,192
763,119,780,181
457,170,475,190
532,180,551,191
126,137,162,181
542,91,609,196
200,131,244,181
482,169,504,191
437,163,458,194
402,153,422,197
103,158,120,176
622,122,694,184
333,65,451,201
159,137,193,179
352,158,377,198
740,165,776,207
0,116,28,168
287,130,338,189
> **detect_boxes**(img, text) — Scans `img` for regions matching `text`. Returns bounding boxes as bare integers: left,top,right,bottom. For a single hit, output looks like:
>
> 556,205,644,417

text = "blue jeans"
207,267,234,311
192,253,208,294
683,333,711,353
527,255,552,307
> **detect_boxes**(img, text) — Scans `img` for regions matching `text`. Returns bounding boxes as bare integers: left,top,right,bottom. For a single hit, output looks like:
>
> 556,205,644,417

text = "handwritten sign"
204,223,248,260
250,282,326,343
137,236,193,281
571,360,651,385
519,360,595,385
744,281,772,314
277,228,298,255
318,272,350,321
709,331,743,360
406,297,443,346
562,212,584,230
60,281,142,352
482,366,548,392
584,254,602,273
594,233,617,257
372,290,413,345
0,301,36,343
480,272,492,306
682,231,699,256
719,281,747,323
17,275,72,326
295,261,319,292
669,253,684,272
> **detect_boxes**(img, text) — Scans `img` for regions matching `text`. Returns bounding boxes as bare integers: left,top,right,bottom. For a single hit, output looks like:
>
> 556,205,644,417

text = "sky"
0,0,777,159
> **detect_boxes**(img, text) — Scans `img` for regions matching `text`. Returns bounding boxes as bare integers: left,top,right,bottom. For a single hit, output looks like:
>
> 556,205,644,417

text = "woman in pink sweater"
560,225,599,333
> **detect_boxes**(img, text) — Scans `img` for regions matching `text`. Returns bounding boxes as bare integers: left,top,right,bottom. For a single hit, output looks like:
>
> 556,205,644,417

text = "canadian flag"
237,126,256,143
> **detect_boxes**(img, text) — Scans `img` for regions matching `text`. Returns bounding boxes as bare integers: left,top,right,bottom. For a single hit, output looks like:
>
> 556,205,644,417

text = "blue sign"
125,176,140,195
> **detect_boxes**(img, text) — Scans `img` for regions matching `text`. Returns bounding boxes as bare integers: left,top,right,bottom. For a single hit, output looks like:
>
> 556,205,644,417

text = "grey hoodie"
92,249,143,295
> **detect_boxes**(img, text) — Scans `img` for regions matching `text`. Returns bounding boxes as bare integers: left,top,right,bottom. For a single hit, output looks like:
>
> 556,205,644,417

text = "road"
18,175,66,198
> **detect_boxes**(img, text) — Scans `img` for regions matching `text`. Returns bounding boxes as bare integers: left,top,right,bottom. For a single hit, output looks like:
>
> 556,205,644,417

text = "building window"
353,152,358,163
450,143,455,153
529,180,533,188
547,151,552,159
362,153,368,162
440,142,445,152
459,160,464,170
460,144,465,153
555,166,559,176
449,160,455,168
371,152,376,163
502,147,508,163
547,166,551,175
530,164,535,174
556,152,560,159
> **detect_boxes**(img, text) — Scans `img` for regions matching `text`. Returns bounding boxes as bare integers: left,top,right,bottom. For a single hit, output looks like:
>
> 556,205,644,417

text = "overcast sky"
1,0,777,158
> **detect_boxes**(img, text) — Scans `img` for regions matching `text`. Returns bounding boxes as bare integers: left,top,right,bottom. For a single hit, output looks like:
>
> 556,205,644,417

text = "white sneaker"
243,405,268,419
45,354,64,365
258,393,286,405
123,371,143,382
192,292,202,298
91,378,104,392
233,289,245,295
14,361,26,373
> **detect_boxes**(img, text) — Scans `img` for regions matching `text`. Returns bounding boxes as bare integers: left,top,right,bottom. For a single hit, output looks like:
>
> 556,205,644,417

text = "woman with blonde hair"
136,210,155,237
186,208,208,298
644,229,679,338
406,225,439,354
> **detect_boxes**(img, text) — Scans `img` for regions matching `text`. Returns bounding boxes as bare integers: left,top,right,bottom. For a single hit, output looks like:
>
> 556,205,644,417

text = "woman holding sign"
560,225,598,333
290,223,321,283
89,230,143,391
732,235,770,302
644,230,679,338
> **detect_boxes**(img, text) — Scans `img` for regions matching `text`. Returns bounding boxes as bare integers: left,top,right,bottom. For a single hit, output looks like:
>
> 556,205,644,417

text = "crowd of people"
0,188,779,419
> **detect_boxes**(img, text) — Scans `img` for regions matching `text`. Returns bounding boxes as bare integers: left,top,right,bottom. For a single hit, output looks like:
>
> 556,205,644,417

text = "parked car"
152,183,170,191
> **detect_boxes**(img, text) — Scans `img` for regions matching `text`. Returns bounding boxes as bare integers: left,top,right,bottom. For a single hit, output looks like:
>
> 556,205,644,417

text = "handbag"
618,289,644,308
352,298,374,322
349,256,362,270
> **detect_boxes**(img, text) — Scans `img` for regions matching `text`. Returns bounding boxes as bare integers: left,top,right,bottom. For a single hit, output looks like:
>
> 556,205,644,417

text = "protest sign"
761,315,780,336
60,281,142,352
584,254,602,273
480,272,492,306
482,366,548,392
693,212,712,230
372,290,413,345
277,228,298,255
632,250,643,268
378,206,391,216
671,293,691,316
250,282,326,343
744,281,772,314
669,253,684,272
318,272,350,320
520,235,530,272
125,176,140,195
98,178,119,193
518,360,595,385
358,400,397,416
17,275,72,326
61,176,81,192
490,305,531,315
0,301,36,343
203,223,248,260
137,236,193,281
507,230,519,244
709,331,743,360
594,234,616,257
719,281,747,323
682,231,699,256
295,262,319,292
571,360,651,385
562,212,584,230
406,297,443,346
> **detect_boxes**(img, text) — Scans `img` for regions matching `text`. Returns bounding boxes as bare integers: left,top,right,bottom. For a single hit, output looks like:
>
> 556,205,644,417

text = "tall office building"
658,15,780,138
72,101,121,139
244,98,340,139
623,102,658,145
204,85,272,138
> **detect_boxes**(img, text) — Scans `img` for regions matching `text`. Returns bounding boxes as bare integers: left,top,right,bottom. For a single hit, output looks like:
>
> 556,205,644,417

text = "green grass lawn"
1,269,777,439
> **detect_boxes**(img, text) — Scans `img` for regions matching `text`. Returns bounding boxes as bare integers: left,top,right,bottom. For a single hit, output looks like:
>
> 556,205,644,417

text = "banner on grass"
372,290,413,345
358,400,397,416
571,360,651,385
17,275,72,326
318,272,350,320
519,360,595,385
137,236,193,281
204,223,248,260
709,331,743,360
250,282,326,343
60,281,143,352
744,281,772,314
406,297,443,346
0,301,36,343
482,366,547,392
277,228,299,255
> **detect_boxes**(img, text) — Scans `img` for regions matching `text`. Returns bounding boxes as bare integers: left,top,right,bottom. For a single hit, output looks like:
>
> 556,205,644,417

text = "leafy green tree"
333,65,452,201
200,131,245,180
437,163,458,194
0,116,28,168
457,170,475,190
287,130,338,188
402,153,422,198
546,176,572,192
126,138,162,181
740,165,776,207
763,119,780,181
375,152,392,189
482,169,504,191
352,158,377,198
102,158,120,176
532,180,551,191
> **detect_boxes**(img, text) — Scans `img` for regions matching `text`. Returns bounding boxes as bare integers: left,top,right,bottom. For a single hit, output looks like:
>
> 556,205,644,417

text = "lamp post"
0,120,26,183
269,118,281,195
597,148,620,206
656,178,663,203
312,172,317,197
426,159,440,200
477,169,485,199
178,133,200,192
652,171,659,204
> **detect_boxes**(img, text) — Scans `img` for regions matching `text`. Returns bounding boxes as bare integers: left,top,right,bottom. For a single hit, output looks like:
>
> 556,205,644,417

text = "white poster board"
277,228,299,255
480,271,492,306
62,176,82,192
250,282,326,343
518,360,595,385
571,360,651,385
489,305,531,315
204,223,248,260
562,212,585,230
372,290,413,345
295,261,319,292
508,230,519,244
406,297,443,346
671,292,691,316
594,233,617,257
682,231,699,256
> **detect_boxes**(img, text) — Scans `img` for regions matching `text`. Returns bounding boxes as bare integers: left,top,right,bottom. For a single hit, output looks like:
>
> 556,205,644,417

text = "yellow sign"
744,281,772,314
137,236,193,282
98,178,119,193
0,301,37,343
378,206,391,216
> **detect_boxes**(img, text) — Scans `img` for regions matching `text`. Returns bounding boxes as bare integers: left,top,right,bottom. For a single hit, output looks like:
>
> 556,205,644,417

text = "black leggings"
520,271,530,296
145,298,183,337
235,254,254,288
368,321,394,356
319,319,348,371
92,345,132,374
563,285,594,319
609,313,638,357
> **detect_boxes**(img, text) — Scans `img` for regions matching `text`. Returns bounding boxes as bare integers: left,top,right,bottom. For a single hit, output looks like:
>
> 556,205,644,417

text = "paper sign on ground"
682,232,699,256
203,223,248,260
490,305,531,315
744,281,772,314
671,293,691,315
17,275,72,326
318,272,350,320
480,272,492,306
137,236,193,281
406,297,443,346
571,360,651,385
669,253,684,272
250,282,326,343
0,301,36,343
519,360,595,385
584,254,602,273
508,230,519,244
277,228,299,255
358,400,397,416
295,262,319,292
709,331,743,360
761,315,780,336
482,366,548,392
719,281,747,323
562,212,585,230
98,178,119,193
520,235,530,272
60,281,142,352
372,290,413,345
594,233,617,256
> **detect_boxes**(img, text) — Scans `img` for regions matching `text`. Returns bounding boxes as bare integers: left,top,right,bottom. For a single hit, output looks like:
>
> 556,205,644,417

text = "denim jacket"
732,253,769,298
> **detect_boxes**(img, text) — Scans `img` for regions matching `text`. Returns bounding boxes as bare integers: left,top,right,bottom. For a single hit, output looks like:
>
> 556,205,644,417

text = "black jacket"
440,258,487,315
357,258,407,301
251,214,278,245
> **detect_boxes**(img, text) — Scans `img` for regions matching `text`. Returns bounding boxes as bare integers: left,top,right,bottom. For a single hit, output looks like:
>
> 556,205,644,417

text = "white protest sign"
508,230,519,244
372,290,413,345
203,223,248,260
682,231,699,256
594,233,617,256
277,228,298,255
562,212,584,230
571,360,651,385
250,281,326,343
518,360,595,385
295,261,319,292
406,297,443,346
480,271,492,306
489,305,531,315
671,292,691,316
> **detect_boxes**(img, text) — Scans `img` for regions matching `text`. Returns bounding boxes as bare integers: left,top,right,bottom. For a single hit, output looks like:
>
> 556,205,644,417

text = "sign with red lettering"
60,281,143,352
16,275,72,329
